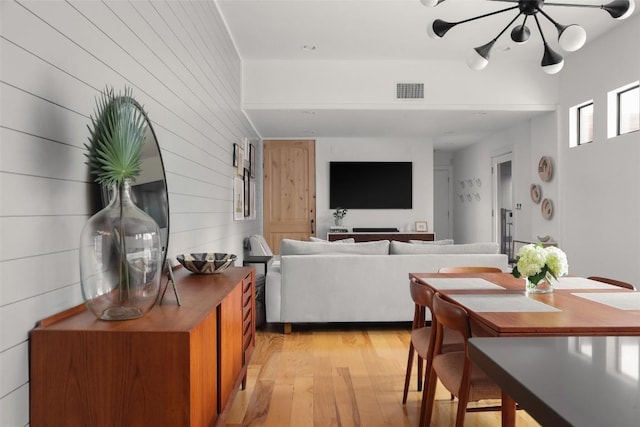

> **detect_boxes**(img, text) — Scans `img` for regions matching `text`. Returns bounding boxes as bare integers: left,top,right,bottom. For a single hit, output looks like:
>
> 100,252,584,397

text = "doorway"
492,153,513,258
263,140,316,254
433,167,452,240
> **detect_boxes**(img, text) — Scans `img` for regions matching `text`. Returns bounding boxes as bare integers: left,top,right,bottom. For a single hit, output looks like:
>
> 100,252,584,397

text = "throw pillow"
390,240,499,255
309,236,356,243
280,239,390,255
408,239,455,245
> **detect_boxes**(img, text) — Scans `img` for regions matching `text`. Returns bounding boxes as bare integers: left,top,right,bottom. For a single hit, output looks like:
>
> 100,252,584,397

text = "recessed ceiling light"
302,110,316,115
302,45,317,51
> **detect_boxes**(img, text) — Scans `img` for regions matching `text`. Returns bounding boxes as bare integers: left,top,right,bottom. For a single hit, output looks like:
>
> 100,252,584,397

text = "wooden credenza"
327,232,435,242
30,266,255,427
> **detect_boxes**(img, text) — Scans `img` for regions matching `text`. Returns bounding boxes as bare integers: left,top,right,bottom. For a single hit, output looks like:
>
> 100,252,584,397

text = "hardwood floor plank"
229,325,542,427
332,367,360,427
290,376,314,427
263,384,294,426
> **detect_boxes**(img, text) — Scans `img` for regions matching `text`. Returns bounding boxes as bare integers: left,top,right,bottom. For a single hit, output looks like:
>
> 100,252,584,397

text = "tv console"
327,231,435,243
352,227,399,232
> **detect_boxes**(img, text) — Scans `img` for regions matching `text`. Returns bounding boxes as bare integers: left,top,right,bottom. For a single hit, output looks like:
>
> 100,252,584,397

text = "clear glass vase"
80,180,162,320
525,276,554,295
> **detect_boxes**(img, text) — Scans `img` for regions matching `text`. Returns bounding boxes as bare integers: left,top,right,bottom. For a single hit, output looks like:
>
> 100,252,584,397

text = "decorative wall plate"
541,198,554,220
530,184,542,204
538,156,553,182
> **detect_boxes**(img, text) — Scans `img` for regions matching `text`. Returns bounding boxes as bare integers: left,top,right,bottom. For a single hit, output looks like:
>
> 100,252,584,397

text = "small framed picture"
249,143,256,178
233,143,239,167
243,168,250,217
235,145,245,176
415,221,428,232
233,177,244,221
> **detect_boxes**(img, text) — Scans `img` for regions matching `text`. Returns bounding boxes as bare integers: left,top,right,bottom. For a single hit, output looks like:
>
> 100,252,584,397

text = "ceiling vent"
396,82,424,100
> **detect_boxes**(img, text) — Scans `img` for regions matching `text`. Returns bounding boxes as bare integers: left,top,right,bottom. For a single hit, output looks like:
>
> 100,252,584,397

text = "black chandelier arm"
533,13,550,45
544,0,633,19
453,4,519,26
536,6,562,27
490,11,525,42
534,13,564,69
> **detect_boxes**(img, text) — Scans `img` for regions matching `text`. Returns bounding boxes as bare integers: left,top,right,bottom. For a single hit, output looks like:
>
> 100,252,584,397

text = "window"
569,100,594,147
608,81,640,138
618,85,639,135
578,102,594,145
616,337,640,381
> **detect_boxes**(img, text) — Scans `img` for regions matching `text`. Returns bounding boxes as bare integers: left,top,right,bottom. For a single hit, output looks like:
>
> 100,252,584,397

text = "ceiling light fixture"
421,0,635,74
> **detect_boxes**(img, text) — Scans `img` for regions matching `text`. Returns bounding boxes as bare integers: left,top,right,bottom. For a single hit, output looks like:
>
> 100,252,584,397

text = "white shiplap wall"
0,1,260,425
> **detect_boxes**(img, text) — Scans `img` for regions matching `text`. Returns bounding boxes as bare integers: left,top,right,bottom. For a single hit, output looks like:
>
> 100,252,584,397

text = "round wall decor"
541,198,554,220
530,184,542,204
538,156,554,182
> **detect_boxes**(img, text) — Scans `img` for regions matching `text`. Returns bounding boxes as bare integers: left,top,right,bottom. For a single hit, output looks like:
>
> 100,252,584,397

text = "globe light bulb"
559,25,586,52
542,59,564,74
421,0,446,6
511,25,531,44
617,0,635,19
466,49,489,71
426,22,441,39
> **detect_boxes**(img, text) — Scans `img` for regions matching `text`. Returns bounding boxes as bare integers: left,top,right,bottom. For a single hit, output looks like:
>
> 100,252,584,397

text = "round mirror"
92,99,170,269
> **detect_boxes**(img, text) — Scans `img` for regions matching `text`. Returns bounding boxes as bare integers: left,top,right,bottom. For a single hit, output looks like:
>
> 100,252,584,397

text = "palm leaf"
85,86,147,186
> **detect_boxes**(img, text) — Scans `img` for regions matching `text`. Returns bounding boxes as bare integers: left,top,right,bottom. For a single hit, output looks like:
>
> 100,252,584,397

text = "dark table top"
468,336,640,427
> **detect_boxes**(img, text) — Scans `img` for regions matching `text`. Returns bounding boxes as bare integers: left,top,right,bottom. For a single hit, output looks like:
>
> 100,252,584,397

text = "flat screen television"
329,161,412,209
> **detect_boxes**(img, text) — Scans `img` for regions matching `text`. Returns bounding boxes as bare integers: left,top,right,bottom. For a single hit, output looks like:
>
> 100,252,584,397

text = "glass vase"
80,180,162,320
525,276,554,295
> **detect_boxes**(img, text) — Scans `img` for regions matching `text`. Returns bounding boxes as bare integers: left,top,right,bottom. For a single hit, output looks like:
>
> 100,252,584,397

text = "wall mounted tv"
329,161,412,209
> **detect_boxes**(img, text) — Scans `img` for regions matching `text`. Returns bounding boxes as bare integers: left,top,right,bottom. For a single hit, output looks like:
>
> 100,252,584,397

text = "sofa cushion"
390,240,499,255
309,236,356,243
280,239,390,255
408,239,455,245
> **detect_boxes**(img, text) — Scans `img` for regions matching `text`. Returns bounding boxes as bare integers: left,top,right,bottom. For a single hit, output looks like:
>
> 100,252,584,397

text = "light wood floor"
227,323,541,427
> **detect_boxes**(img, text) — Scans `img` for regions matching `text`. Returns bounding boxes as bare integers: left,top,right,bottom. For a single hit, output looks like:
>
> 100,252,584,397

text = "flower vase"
335,218,343,227
80,180,162,320
525,277,554,295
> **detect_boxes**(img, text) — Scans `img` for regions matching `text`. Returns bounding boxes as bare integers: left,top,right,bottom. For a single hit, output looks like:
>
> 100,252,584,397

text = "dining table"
409,272,640,427
468,335,640,427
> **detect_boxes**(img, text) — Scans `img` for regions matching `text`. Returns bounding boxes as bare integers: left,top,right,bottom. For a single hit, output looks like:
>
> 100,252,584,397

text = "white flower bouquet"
512,244,569,286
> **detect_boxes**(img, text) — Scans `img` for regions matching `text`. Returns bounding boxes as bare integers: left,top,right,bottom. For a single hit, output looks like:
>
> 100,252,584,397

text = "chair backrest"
409,278,437,329
438,266,503,273
409,278,436,311
588,276,635,290
432,293,472,341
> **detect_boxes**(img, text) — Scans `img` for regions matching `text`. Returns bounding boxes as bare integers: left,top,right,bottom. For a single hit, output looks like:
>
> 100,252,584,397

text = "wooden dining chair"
423,293,507,427
438,266,503,273
588,276,636,290
402,279,463,411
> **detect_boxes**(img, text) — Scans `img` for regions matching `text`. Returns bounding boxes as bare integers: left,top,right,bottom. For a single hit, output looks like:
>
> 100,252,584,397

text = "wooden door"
263,140,316,254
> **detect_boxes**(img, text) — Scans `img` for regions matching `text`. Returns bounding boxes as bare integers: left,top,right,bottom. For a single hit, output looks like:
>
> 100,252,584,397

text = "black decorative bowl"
176,253,237,274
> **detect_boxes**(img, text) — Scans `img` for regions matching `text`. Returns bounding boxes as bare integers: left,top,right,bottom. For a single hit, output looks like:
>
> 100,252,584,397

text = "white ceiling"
217,0,635,149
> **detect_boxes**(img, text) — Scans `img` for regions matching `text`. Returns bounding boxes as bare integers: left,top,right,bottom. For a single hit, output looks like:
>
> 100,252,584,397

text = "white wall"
243,59,559,110
452,124,524,244
558,14,640,282
451,112,561,246
0,1,259,424
315,137,434,238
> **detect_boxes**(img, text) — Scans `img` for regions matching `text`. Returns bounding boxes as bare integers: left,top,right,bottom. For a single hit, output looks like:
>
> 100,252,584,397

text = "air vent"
396,82,424,99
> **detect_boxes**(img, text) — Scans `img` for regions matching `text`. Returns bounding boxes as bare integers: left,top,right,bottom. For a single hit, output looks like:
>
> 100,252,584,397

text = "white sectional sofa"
265,239,509,327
